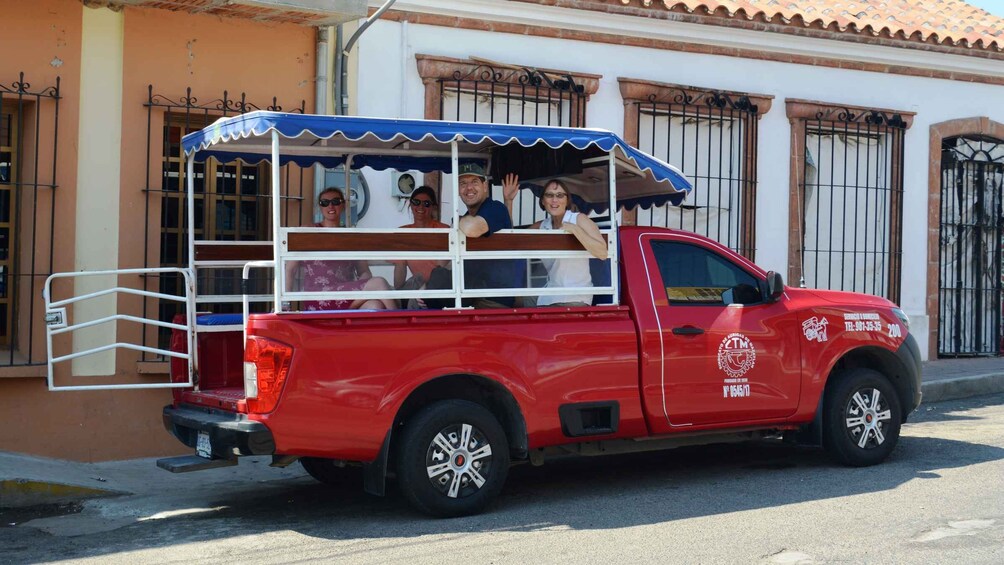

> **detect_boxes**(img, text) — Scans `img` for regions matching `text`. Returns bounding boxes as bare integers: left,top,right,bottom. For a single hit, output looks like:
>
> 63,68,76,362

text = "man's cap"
457,162,487,179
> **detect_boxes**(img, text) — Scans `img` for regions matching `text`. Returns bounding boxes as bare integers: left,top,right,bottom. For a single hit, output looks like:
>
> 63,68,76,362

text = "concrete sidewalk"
920,356,1004,402
0,454,308,534
2,356,1002,533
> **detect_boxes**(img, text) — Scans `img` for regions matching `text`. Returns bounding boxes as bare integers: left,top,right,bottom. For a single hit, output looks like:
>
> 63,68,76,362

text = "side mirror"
766,271,784,303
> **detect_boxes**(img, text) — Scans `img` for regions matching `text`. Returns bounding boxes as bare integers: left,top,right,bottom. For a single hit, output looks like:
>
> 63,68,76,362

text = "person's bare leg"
363,276,398,310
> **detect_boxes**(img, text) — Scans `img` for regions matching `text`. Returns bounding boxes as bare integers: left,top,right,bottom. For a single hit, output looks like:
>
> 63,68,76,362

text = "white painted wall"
353,16,1004,359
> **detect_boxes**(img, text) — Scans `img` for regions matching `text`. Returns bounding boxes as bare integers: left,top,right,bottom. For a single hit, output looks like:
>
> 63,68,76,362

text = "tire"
300,457,357,487
395,399,510,518
822,368,902,467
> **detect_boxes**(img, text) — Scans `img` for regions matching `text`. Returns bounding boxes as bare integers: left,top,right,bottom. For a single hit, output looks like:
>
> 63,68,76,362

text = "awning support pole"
271,130,283,313
344,155,354,227
608,150,620,306
186,153,199,384
451,141,462,309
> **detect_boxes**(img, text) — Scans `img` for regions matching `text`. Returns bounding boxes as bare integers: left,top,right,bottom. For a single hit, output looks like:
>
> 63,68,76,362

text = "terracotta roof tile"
616,0,1004,53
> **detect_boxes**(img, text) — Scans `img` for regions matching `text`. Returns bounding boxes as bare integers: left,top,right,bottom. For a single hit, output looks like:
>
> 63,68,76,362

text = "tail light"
244,336,293,414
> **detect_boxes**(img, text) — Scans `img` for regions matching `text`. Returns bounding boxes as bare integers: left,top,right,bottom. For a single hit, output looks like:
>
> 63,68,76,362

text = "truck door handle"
672,326,704,336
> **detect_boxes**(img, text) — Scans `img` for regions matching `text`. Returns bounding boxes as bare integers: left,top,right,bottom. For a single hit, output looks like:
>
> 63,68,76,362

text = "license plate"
196,431,212,459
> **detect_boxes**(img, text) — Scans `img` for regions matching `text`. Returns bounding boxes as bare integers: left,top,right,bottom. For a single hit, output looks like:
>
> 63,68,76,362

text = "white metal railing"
242,260,275,345
272,226,617,310
194,240,274,304
186,136,623,315
43,267,196,391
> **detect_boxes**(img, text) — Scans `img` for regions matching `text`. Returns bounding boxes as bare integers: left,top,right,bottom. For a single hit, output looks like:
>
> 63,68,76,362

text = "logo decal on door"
802,316,829,343
718,332,756,379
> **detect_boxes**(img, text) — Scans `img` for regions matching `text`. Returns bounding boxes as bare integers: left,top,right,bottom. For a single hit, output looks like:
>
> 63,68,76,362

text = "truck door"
640,235,801,429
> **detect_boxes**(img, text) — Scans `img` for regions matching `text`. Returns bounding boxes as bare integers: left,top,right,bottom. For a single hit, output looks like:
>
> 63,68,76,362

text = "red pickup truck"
161,223,921,517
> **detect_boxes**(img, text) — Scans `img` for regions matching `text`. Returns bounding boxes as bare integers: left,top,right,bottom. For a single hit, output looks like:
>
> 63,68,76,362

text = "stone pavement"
1,355,1002,529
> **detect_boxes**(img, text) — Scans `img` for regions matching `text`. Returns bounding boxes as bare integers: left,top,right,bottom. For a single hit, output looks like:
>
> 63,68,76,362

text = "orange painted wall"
0,0,81,356
117,4,316,300
113,6,316,375
0,0,87,457
0,1,317,461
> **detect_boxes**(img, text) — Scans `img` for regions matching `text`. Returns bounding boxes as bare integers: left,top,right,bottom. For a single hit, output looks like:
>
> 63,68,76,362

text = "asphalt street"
3,393,1003,564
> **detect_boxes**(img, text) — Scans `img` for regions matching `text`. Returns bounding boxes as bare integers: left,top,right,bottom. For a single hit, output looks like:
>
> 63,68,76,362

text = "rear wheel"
395,399,510,518
300,457,357,487
823,368,902,466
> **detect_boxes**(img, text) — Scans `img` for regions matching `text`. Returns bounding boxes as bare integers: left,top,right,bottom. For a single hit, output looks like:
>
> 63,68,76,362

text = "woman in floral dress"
291,188,397,311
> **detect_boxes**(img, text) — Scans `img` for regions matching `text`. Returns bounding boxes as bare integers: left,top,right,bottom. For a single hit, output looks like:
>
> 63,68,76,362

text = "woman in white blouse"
503,175,608,306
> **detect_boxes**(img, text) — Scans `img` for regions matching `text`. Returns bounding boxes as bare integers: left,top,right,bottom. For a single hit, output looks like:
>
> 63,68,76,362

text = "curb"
0,479,121,509
921,373,1004,403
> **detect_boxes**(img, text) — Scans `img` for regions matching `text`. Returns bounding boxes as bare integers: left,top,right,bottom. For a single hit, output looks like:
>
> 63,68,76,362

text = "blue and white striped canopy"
182,111,692,212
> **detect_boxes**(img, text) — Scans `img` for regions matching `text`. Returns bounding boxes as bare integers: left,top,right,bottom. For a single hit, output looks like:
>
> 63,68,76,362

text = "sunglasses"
319,198,345,207
409,198,434,208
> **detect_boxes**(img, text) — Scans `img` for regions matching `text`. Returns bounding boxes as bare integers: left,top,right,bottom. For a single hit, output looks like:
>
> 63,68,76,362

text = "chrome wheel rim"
844,388,893,449
425,422,494,499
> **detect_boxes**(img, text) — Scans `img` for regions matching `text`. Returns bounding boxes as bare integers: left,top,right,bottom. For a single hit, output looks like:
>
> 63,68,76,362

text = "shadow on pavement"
7,421,1002,564
908,392,1004,424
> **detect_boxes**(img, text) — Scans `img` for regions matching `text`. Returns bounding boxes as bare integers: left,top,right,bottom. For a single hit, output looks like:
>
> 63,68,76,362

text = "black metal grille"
438,64,587,228
799,108,906,302
0,73,59,366
142,86,306,356
939,136,1003,357
633,90,760,260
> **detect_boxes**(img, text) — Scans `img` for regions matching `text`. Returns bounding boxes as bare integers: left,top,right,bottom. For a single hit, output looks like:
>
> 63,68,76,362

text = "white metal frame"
257,137,621,312
41,120,626,392
43,267,196,391
193,240,274,304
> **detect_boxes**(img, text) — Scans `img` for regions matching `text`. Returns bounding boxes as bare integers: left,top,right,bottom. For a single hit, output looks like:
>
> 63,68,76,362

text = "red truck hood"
785,287,897,309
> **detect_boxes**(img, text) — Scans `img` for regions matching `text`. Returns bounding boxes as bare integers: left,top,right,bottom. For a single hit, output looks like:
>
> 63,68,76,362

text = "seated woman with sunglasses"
286,187,398,311
503,175,608,307
393,186,450,292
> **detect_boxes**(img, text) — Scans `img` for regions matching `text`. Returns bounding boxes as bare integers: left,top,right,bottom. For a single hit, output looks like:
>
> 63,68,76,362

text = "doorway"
938,136,1003,356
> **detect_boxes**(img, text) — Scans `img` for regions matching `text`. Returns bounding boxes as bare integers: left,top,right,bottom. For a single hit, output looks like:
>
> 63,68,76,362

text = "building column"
72,6,124,376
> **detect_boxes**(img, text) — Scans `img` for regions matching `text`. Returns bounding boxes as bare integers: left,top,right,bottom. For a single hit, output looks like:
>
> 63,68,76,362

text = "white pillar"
72,6,124,376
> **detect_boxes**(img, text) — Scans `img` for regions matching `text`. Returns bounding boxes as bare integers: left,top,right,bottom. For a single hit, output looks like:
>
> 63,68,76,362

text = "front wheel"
395,399,510,518
823,368,902,466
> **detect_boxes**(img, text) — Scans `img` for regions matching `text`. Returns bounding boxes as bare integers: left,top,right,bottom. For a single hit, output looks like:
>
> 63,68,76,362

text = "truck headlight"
892,308,910,330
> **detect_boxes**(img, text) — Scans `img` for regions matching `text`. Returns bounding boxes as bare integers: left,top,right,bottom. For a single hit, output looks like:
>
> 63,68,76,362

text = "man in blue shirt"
426,163,525,308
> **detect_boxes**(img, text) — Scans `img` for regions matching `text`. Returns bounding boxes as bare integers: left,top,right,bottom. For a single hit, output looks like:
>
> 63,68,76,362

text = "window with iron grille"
0,73,59,367
619,79,772,261
416,55,597,228
142,87,306,355
787,100,912,303
417,56,598,291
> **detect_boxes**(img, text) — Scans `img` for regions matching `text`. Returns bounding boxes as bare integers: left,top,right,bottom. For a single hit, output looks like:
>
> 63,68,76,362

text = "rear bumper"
162,404,275,458
896,333,923,416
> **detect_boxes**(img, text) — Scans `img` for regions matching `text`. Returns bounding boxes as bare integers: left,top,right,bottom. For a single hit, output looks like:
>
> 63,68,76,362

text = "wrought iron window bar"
938,135,1003,356
0,73,60,367
141,86,306,359
633,88,760,260
799,107,906,303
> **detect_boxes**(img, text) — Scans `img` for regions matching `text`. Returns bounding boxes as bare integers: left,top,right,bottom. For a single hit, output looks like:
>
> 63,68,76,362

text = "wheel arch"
391,373,529,461
825,346,914,423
